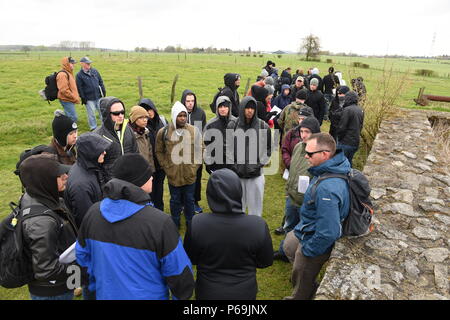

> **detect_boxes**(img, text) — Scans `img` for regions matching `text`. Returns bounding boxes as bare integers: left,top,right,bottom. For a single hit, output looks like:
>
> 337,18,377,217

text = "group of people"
12,56,367,300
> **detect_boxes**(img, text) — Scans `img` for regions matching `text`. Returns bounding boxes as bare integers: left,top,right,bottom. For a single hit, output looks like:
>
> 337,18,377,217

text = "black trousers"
194,165,202,203
151,168,166,211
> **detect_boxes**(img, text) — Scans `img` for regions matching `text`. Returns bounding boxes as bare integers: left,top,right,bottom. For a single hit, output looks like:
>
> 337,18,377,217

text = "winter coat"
285,143,312,207
281,69,292,85
183,169,273,300
290,83,307,100
250,85,269,123
56,57,80,103
277,101,308,136
322,73,340,95
181,89,207,133
229,97,272,179
294,150,350,257
329,94,345,141
310,74,324,92
155,102,204,187
305,89,326,125
204,98,237,174
336,91,364,147
94,97,139,181
222,73,241,117
272,84,293,110
76,67,106,102
281,126,302,169
76,178,194,300
130,125,156,173
48,137,77,165
65,132,112,228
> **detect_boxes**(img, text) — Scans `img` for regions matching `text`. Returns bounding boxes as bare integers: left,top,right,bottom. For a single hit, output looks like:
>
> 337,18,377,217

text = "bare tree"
300,34,321,61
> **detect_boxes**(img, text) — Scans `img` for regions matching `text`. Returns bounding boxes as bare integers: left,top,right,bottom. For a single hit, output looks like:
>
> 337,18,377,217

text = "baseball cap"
57,163,72,176
80,56,92,64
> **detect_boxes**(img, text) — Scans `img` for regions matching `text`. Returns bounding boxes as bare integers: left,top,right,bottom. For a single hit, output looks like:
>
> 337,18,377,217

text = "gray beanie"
310,78,319,86
264,76,275,86
264,85,275,96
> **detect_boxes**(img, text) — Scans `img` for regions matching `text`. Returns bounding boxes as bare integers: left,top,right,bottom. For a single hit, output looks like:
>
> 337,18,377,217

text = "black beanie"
52,110,77,147
338,86,350,95
299,116,321,134
296,89,308,100
112,154,153,187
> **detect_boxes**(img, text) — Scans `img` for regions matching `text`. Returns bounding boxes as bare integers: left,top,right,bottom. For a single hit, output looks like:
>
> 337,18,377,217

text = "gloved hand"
265,111,278,122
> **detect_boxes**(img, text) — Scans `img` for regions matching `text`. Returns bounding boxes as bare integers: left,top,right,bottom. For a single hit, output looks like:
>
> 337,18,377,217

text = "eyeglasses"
110,110,125,116
305,150,330,157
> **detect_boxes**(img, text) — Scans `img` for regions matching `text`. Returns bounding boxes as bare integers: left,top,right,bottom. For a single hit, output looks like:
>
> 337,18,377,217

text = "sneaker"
273,251,289,263
274,226,286,235
194,203,203,214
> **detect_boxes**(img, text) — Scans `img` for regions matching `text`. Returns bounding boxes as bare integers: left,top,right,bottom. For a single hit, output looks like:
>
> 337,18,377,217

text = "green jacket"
285,142,312,207
277,101,308,137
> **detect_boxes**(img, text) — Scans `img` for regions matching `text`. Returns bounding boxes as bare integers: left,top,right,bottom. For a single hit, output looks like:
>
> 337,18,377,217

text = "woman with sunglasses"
94,97,139,182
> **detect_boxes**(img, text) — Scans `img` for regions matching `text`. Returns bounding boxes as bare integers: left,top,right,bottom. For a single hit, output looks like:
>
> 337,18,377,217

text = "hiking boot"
274,226,286,235
273,250,289,263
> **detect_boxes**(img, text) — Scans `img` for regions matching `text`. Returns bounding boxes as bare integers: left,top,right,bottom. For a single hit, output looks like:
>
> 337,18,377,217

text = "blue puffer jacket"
294,150,350,257
76,67,106,101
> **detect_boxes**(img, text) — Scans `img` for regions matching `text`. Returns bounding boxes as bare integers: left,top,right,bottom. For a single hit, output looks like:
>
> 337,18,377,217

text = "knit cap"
112,154,153,187
310,78,319,86
52,110,78,147
129,105,149,123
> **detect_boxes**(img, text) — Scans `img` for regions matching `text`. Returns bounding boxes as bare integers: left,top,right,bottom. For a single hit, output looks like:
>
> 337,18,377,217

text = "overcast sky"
1,0,449,56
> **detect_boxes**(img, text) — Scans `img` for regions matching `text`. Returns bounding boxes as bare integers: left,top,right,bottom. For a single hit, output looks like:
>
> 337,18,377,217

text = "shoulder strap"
20,204,61,227
162,125,169,153
307,173,348,206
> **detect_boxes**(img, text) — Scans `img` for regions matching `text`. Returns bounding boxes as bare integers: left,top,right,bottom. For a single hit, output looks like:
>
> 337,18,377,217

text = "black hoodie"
94,97,138,181
65,132,112,227
183,169,273,300
222,73,241,117
337,91,364,147
180,89,206,133
230,96,272,179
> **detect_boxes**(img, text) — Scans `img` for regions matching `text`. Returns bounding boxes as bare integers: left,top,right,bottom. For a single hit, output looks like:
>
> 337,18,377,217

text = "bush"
352,62,362,68
415,69,436,77
361,64,370,69
259,54,264,58
326,59,333,63
277,54,282,59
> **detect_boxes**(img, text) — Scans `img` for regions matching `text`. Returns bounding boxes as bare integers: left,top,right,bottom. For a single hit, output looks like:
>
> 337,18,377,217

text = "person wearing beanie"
155,101,204,229
138,98,167,211
204,96,237,174
76,153,195,300
309,67,323,93
94,97,139,182
322,67,340,120
336,91,364,167
128,105,156,175
57,56,80,122
277,88,311,138
273,116,321,261
305,78,327,125
49,110,78,165
18,154,78,300
329,86,350,141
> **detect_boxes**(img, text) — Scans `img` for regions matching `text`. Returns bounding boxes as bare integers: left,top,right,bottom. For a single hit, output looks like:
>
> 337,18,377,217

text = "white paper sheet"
298,176,310,194
283,169,289,180
59,242,76,264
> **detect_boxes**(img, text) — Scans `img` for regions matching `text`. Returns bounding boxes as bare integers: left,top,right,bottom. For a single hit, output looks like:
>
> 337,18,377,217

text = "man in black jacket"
94,97,138,182
181,89,206,214
222,73,241,117
229,96,272,217
204,96,237,174
139,98,167,211
76,57,106,131
19,154,77,300
65,132,111,228
322,67,340,120
305,78,327,126
336,91,364,167
329,86,350,141
183,168,273,300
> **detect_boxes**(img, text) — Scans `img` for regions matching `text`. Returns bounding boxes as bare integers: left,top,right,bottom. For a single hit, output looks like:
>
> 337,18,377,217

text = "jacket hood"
61,57,74,74
206,169,243,215
76,132,112,171
344,91,359,107
171,101,188,129
99,96,126,132
138,98,163,129
281,84,291,96
299,116,321,134
308,149,351,177
224,73,240,90
181,89,198,112
238,96,258,127
251,85,268,103
215,95,232,119
101,178,151,223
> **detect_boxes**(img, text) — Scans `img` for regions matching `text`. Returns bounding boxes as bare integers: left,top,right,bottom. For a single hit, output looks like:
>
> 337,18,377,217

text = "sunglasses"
305,150,330,157
110,110,125,116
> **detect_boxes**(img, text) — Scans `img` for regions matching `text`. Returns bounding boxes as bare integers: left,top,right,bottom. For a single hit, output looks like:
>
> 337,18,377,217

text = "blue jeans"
283,197,301,233
85,99,102,130
169,183,195,228
30,291,74,300
59,100,78,123
337,144,358,167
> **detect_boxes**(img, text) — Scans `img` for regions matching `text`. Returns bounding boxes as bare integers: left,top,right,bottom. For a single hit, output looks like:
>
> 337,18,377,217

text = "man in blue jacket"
76,57,106,130
76,153,194,300
283,132,350,300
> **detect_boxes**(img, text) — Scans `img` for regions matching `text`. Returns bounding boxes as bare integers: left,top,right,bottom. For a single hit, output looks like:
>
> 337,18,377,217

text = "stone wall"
315,109,450,300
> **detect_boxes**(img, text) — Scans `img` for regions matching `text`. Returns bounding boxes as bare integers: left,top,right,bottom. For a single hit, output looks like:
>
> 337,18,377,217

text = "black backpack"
0,201,60,288
307,168,374,237
42,70,69,103
210,87,225,114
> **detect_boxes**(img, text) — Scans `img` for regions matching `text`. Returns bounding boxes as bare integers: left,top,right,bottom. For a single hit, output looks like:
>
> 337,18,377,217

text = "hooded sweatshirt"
250,85,269,122
65,132,112,227
183,169,273,300
230,96,272,179
272,84,293,110
336,91,364,147
94,97,139,181
222,73,241,117
76,178,194,300
155,102,203,187
180,89,206,133
56,57,80,103
204,96,237,174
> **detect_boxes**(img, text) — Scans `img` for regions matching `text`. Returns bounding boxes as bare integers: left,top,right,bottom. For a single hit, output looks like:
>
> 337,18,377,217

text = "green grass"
0,52,448,300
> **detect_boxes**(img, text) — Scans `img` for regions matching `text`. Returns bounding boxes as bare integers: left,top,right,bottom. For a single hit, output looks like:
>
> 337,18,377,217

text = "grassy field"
0,52,449,300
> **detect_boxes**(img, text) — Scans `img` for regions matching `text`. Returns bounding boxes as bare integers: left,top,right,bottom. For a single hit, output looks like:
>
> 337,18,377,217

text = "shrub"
361,64,370,69
352,62,362,68
415,69,436,77
277,54,282,59
326,59,333,63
